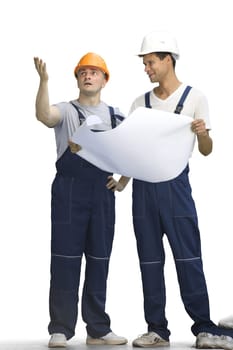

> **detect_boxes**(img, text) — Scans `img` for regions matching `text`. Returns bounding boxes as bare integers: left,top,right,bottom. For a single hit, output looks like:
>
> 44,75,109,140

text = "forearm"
197,133,213,156
191,119,213,156
35,80,53,126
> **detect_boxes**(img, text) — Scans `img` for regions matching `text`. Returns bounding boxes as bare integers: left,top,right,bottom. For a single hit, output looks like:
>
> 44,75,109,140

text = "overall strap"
70,102,123,129
145,91,152,108
174,85,192,114
108,106,124,129
70,102,86,124
144,86,192,114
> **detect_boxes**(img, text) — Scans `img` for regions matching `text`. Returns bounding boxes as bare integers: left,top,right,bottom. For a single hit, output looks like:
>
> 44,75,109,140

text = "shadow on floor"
0,339,199,350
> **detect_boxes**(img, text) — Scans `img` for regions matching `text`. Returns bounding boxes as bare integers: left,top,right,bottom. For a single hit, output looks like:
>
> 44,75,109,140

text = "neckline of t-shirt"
151,83,186,103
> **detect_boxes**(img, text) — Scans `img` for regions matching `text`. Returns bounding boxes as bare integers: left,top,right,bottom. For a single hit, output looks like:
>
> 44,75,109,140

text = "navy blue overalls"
48,104,123,340
132,87,233,340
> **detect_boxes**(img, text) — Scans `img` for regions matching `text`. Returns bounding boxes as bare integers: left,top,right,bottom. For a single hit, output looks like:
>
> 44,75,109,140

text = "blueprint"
71,107,195,182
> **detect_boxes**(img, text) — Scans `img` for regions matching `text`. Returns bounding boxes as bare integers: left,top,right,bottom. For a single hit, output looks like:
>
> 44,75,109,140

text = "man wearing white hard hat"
130,31,233,349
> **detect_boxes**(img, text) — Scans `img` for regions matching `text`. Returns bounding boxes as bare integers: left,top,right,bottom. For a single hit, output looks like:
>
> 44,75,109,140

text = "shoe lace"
220,335,233,341
139,332,162,342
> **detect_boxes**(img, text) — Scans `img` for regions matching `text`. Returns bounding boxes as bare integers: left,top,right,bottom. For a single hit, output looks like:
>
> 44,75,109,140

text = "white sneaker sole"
86,338,128,345
133,340,170,348
48,342,66,348
196,344,217,349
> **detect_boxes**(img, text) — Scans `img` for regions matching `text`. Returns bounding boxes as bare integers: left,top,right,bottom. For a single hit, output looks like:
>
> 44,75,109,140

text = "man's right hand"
34,57,61,127
34,57,49,82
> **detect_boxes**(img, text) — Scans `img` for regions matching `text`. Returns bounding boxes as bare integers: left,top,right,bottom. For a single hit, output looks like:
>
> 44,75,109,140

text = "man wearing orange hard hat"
34,52,129,348
74,52,110,81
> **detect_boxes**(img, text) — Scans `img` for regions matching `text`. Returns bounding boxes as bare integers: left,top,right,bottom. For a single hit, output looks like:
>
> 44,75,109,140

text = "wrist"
40,78,49,84
198,131,208,138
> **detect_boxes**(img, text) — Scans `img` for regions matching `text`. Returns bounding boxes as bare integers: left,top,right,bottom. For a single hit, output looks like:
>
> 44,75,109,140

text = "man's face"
77,66,107,95
143,53,169,83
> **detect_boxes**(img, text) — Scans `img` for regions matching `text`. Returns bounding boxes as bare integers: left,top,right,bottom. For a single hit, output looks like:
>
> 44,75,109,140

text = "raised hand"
34,57,49,82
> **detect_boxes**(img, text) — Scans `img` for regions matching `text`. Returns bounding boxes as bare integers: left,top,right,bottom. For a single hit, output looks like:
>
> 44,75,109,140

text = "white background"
0,0,233,344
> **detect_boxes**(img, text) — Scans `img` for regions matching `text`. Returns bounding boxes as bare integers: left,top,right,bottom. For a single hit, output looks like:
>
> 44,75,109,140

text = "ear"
167,54,174,65
102,80,107,88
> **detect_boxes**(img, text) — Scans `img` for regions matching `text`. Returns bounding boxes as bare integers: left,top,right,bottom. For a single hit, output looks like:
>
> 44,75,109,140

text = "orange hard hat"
74,52,110,81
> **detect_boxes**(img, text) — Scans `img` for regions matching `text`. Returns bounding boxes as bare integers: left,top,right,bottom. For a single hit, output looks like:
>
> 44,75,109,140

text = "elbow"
36,112,47,124
201,150,212,157
35,104,50,124
35,112,55,128
199,144,213,156
35,105,60,127
198,134,213,156
35,108,46,122
36,112,43,122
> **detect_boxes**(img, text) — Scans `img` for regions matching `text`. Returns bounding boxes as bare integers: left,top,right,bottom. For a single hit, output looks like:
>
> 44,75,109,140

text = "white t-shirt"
129,83,211,130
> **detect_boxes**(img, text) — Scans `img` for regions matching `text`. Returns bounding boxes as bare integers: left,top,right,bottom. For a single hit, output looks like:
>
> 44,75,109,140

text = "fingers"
106,176,117,190
106,180,116,189
34,57,45,70
191,119,207,136
106,177,125,192
68,140,82,153
34,57,48,80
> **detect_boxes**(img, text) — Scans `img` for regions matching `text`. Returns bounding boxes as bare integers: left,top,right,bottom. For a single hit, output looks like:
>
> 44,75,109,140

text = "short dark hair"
154,52,176,68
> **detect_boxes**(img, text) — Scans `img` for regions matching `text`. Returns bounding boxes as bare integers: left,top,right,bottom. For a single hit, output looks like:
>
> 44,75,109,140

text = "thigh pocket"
51,176,73,224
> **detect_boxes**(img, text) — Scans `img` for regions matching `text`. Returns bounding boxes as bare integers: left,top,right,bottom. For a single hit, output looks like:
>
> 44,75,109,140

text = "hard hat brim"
137,50,179,59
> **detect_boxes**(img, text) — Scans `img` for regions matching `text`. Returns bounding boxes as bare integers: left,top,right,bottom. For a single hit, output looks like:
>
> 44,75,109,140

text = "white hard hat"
137,31,180,59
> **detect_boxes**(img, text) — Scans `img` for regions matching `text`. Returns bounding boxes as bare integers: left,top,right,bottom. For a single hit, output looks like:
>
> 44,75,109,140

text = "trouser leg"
48,256,82,340
175,241,233,338
141,261,170,340
174,252,233,337
82,179,115,337
82,256,111,337
132,180,170,341
165,175,214,336
48,175,89,340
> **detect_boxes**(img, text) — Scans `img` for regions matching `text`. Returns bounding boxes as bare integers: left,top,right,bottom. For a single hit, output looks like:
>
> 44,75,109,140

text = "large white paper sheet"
71,107,195,182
